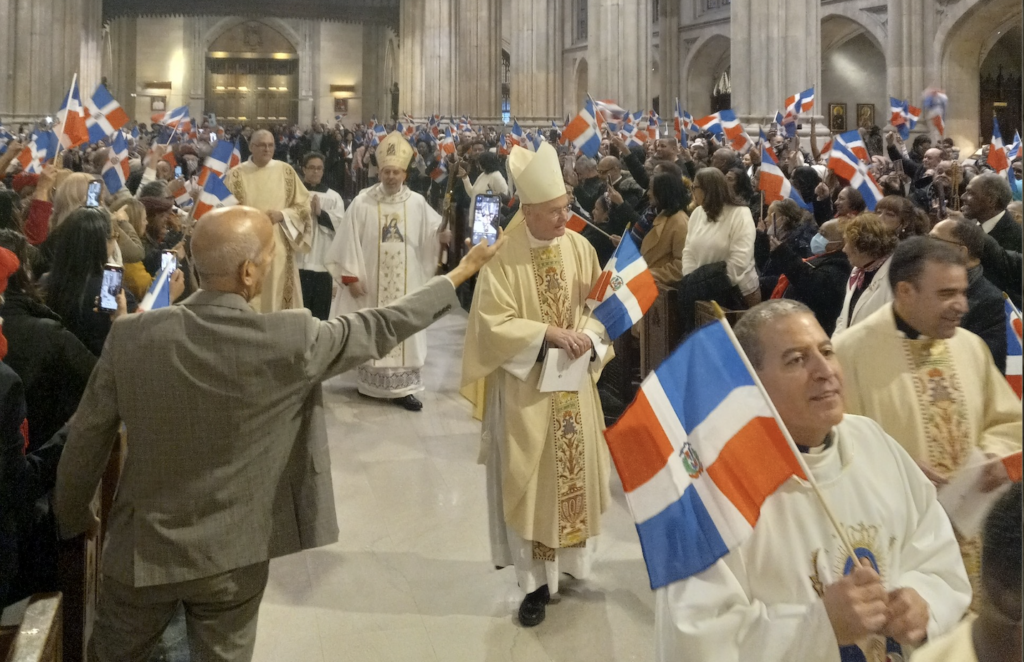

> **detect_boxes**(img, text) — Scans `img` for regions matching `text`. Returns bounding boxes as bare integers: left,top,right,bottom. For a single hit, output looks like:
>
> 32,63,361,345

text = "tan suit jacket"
640,210,688,285
55,277,458,587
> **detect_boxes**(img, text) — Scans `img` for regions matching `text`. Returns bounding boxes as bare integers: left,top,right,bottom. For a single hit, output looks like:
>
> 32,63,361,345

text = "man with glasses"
463,142,613,627
224,129,312,312
295,151,345,320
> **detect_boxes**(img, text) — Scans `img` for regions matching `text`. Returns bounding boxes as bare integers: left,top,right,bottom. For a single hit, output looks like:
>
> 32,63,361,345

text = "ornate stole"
903,337,981,601
530,242,589,559
374,201,409,367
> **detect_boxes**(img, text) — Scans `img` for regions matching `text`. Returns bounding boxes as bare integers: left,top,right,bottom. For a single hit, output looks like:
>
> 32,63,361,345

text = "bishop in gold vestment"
462,143,613,626
224,131,312,312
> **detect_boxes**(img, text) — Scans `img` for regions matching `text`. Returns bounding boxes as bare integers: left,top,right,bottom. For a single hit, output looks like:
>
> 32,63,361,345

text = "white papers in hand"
538,348,590,392
937,448,1012,539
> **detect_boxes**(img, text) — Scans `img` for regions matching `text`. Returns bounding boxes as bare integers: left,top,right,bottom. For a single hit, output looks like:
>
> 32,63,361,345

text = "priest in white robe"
224,129,312,312
657,300,971,662
462,142,614,627
325,131,447,411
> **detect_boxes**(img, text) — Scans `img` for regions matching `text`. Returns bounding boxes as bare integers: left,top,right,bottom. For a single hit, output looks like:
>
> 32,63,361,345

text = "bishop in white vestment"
224,130,312,313
325,131,445,410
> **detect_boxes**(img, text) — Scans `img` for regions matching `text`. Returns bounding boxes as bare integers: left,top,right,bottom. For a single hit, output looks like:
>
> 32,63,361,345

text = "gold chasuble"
835,303,1022,599
224,159,312,312
463,220,613,555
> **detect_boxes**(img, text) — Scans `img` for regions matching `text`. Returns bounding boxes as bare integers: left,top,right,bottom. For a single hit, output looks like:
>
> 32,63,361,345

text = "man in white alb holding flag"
462,141,614,627
606,300,970,661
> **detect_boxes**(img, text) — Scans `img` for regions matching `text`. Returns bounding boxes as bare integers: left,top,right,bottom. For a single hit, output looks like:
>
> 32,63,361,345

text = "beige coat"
831,254,893,337
55,279,458,587
641,210,688,285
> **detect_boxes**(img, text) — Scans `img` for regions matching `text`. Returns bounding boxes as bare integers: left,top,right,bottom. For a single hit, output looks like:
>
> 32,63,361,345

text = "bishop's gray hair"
191,227,265,281
732,300,814,370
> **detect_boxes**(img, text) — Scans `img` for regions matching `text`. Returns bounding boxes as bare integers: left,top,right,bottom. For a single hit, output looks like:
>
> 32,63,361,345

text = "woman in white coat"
832,212,898,337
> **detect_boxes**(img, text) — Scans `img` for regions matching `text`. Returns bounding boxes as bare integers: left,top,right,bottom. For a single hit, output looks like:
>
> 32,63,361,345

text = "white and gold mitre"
508,142,565,204
376,131,415,170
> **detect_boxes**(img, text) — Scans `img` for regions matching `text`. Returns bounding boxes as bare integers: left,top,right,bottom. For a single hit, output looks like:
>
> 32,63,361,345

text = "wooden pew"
639,285,682,379
0,593,62,662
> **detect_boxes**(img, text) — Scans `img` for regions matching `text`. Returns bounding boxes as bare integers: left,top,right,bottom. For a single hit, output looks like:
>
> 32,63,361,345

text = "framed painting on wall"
829,103,847,132
151,96,167,112
333,98,348,115
857,103,875,129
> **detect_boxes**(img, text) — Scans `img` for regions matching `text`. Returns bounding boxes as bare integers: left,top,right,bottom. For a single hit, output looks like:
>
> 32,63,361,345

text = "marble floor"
250,310,655,661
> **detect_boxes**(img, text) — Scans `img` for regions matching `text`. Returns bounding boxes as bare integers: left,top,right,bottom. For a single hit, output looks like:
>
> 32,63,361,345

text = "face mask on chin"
810,233,830,256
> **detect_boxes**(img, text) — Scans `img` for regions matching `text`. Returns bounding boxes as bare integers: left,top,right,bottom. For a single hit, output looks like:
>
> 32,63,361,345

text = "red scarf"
848,256,886,290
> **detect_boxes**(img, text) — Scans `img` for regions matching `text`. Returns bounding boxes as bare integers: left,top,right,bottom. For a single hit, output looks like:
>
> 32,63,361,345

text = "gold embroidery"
904,339,971,476
529,242,589,551
532,539,585,562
375,202,409,366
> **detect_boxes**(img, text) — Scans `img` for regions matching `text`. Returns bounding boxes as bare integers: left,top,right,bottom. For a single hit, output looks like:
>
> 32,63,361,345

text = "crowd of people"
0,106,1021,662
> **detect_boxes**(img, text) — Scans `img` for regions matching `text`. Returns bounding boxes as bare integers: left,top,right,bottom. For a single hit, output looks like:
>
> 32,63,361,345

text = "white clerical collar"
982,212,1003,234
525,224,558,248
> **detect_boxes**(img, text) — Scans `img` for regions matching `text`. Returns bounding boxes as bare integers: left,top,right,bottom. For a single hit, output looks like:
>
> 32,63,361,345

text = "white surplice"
324,183,442,397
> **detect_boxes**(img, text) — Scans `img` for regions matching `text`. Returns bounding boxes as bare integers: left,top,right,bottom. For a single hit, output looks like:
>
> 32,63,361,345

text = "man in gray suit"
53,206,505,661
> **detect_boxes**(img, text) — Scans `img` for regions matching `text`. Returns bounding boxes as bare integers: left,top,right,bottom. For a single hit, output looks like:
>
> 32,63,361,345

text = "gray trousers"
88,561,270,662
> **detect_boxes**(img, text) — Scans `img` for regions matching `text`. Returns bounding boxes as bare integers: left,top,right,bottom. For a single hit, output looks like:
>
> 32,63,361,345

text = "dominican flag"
922,88,947,136
101,133,131,194
647,110,661,141
197,138,235,185
510,119,525,148
430,159,447,183
152,105,190,129
529,131,545,152
1007,131,1021,162
84,84,130,144
16,130,59,174
566,208,590,233
989,118,1011,174
0,127,12,155
563,98,602,158
834,130,868,163
56,77,90,150
193,171,239,220
621,112,644,148
229,140,241,169
694,111,723,136
1005,298,1022,398
772,111,785,127
169,180,193,209
370,123,387,147
593,99,627,131
367,116,378,132
498,132,510,156
138,258,177,311
758,136,811,211
783,87,815,121
697,110,752,153
829,141,883,210
603,319,807,588
585,233,658,340
673,98,686,147
890,98,920,140
439,128,456,155
428,114,441,139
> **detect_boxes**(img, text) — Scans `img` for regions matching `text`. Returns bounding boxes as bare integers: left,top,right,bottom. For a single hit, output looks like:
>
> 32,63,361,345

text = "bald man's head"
192,206,275,300
819,219,845,243
249,130,276,167
712,148,739,173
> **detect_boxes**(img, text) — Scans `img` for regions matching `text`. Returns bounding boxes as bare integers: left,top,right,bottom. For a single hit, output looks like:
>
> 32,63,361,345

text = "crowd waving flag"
1005,297,1022,399
152,105,190,129
85,84,131,145
603,318,808,588
585,233,658,340
758,132,811,211
695,110,752,154
889,98,921,141
101,132,130,194
989,118,1010,174
834,129,869,163
828,140,883,210
562,97,602,158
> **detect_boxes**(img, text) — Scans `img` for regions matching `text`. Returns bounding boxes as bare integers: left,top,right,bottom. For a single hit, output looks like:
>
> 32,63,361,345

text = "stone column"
0,0,103,122
887,0,937,103
362,24,389,123
183,17,206,120
509,0,560,122
296,19,318,127
399,0,457,119
589,0,651,111
731,0,821,124
455,0,501,122
658,0,680,116
106,18,138,119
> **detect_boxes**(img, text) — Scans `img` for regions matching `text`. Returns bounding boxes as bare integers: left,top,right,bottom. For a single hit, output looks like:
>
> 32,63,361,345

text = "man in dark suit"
932,217,1008,372
54,206,504,661
963,172,1022,253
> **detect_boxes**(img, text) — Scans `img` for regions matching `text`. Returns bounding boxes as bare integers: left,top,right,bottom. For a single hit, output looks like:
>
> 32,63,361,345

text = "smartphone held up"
99,264,124,313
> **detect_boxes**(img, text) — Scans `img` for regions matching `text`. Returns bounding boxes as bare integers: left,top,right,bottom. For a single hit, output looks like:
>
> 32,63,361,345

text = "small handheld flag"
989,118,1010,174
56,76,90,150
828,141,883,210
101,133,131,194
193,171,239,220
585,233,658,340
85,84,131,144
563,98,602,158
1005,297,1022,399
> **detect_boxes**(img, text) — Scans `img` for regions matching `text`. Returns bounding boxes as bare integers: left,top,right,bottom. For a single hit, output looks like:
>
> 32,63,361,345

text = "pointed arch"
682,33,730,118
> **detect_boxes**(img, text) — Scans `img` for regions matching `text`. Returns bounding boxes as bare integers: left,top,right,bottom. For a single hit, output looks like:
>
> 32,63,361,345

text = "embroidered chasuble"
834,303,1022,602
462,221,613,560
325,184,442,397
224,159,312,312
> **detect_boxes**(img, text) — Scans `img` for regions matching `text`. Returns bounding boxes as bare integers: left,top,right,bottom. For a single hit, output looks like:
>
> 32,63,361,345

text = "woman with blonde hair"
832,211,899,336
107,196,151,299
49,172,94,230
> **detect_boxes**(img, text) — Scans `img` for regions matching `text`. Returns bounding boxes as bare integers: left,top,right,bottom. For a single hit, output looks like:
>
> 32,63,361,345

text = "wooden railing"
0,593,62,662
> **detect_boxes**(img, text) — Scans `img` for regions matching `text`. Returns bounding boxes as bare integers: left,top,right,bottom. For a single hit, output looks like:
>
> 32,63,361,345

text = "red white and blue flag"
834,129,869,163
563,98,602,158
193,171,239,220
85,84,130,144
829,140,883,210
783,87,815,120
673,98,688,147
621,112,644,148
197,138,235,186
16,130,59,174
101,133,130,194
439,127,456,155
152,105,190,130
0,127,12,155
509,119,525,148
646,110,661,141
921,88,947,136
169,180,193,209
229,140,242,169
1007,131,1021,162
890,98,920,141
585,233,658,340
1005,298,1022,399
430,158,447,183
695,110,752,154
989,118,1011,174
370,123,387,147
498,132,510,156
56,78,90,150
593,99,627,131
758,133,811,211
604,318,807,588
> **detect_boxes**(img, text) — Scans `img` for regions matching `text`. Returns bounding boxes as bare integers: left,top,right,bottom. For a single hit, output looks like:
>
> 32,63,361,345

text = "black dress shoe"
518,585,550,627
393,394,423,411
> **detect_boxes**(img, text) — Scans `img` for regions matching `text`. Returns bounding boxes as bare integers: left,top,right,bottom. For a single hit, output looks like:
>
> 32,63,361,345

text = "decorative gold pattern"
375,201,409,366
532,539,585,562
529,241,590,555
904,339,970,476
